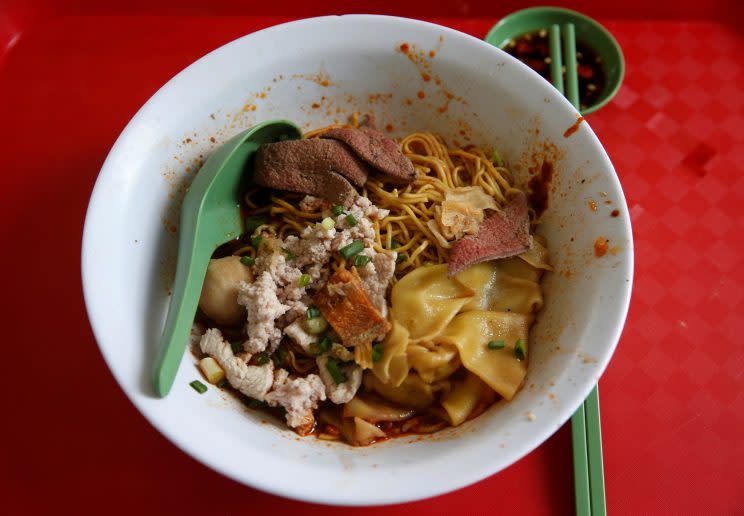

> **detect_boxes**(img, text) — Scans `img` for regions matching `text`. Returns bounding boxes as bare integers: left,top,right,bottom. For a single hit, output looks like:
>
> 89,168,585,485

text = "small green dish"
485,6,624,115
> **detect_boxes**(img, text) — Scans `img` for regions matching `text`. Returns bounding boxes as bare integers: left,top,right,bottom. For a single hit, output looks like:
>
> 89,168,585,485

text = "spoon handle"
153,227,213,397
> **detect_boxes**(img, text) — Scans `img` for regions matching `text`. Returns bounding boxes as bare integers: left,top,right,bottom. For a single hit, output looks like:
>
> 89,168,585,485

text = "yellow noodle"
244,130,519,279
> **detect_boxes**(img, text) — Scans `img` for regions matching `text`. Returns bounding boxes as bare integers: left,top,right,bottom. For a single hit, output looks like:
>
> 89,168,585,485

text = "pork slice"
316,355,362,404
447,191,532,276
253,139,371,207
265,369,326,431
321,127,416,184
199,328,274,401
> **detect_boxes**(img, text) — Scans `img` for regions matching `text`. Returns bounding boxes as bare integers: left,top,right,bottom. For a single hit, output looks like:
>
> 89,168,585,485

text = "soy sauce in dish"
504,29,606,111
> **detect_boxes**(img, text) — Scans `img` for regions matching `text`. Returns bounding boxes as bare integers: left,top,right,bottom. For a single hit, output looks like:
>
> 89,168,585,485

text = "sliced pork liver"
321,127,416,184
447,191,532,276
253,139,372,206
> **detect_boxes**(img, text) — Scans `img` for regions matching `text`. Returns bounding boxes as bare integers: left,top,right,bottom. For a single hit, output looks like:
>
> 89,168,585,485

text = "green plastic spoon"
153,119,302,397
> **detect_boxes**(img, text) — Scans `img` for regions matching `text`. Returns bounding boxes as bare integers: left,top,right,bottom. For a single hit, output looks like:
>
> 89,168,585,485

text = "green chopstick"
549,25,564,95
562,23,580,109
548,23,607,516
585,387,606,515
571,400,591,515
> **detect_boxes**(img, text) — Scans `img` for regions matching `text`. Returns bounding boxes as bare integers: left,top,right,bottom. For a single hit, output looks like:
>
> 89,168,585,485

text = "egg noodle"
244,124,524,280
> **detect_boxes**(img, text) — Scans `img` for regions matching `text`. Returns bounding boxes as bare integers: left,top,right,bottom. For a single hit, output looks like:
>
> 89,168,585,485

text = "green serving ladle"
153,119,302,397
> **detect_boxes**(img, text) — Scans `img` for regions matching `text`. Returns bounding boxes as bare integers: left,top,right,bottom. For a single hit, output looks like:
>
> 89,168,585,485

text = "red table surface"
1,2,743,514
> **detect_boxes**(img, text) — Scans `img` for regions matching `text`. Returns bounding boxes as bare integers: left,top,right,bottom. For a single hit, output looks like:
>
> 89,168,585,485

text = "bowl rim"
81,14,634,505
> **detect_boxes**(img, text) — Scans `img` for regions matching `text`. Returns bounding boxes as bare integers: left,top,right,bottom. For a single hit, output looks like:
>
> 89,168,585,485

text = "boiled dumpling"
407,340,460,383
436,310,532,400
371,320,410,387
391,264,474,339
455,261,543,314
366,370,444,410
441,372,490,426
199,256,253,326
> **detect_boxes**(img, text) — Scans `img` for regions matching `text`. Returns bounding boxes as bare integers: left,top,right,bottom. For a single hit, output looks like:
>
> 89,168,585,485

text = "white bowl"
82,15,633,506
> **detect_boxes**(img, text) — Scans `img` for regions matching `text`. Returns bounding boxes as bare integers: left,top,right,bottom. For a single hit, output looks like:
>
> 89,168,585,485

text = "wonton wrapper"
366,370,444,410
391,264,474,339
455,261,543,314
437,186,499,240
372,320,410,387
436,310,532,400
518,234,552,270
407,340,461,384
441,372,490,426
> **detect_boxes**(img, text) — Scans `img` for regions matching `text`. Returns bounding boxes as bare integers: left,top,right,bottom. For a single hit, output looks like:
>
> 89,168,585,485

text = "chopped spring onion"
189,380,208,394
491,150,505,168
245,215,268,234
216,378,229,389
250,235,262,249
244,397,267,408
318,335,332,353
332,205,345,216
240,255,255,266
488,340,505,350
345,214,358,227
325,357,347,384
396,253,408,264
272,346,288,367
391,239,399,250
282,248,295,260
306,307,321,319
304,316,328,335
298,273,311,287
371,342,383,362
354,254,371,267
321,217,336,231
255,352,270,365
309,335,332,356
230,341,243,353
199,357,225,384
340,240,364,259
514,339,526,361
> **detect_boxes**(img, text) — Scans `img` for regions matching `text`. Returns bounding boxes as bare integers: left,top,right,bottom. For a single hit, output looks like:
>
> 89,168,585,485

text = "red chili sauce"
504,30,606,111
